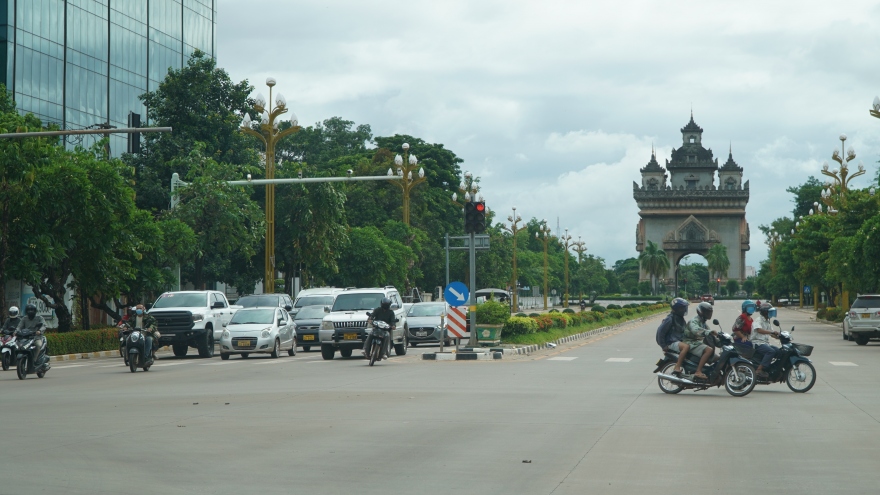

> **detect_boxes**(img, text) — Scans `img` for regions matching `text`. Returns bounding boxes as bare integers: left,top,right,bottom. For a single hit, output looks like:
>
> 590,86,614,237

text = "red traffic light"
476,203,485,212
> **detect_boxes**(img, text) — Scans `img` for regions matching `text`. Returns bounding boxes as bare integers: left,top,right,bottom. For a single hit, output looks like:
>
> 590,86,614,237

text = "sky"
216,0,880,270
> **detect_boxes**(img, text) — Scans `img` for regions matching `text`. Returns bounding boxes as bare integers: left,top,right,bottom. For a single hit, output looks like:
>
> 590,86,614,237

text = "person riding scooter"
129,304,159,363
364,298,396,360
2,306,20,336
655,298,690,376
752,303,780,380
684,302,719,380
15,304,50,367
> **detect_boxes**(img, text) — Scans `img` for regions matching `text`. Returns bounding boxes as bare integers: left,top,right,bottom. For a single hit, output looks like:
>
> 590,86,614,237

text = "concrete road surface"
3,301,879,494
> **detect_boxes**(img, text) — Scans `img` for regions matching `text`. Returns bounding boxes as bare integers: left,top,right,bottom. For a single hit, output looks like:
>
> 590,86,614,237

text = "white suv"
318,287,408,360
844,294,880,345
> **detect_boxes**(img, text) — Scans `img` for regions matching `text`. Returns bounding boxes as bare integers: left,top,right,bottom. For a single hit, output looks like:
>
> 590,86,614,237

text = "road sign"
444,281,469,305
446,306,469,339
804,285,811,294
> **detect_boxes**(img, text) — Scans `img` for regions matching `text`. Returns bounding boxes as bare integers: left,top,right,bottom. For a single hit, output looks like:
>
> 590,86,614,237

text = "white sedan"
219,307,296,359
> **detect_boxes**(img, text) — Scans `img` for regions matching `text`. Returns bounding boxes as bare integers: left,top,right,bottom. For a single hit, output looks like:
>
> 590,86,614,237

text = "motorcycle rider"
684,302,718,380
130,304,159,363
732,300,763,376
655,298,690,376
363,297,396,360
752,303,780,380
2,306,20,335
15,303,50,367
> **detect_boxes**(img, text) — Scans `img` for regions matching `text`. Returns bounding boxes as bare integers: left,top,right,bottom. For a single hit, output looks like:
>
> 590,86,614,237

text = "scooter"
653,319,758,397
743,319,816,393
366,318,391,367
125,327,153,373
14,329,51,380
1,333,16,371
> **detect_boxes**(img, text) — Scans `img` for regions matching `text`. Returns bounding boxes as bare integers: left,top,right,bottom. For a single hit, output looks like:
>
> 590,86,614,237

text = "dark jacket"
370,307,396,327
655,312,687,349
2,317,20,335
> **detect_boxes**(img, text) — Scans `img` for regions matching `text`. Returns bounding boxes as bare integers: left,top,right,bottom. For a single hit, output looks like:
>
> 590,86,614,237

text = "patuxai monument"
634,113,750,289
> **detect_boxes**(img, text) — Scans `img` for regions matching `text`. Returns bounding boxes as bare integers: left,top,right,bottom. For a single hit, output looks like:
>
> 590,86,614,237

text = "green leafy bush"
607,309,622,319
503,316,538,336
515,313,528,317
46,327,119,356
607,304,622,310
591,305,606,313
562,308,575,314
546,313,571,328
531,315,553,332
528,313,540,317
548,309,559,313
623,308,634,316
817,308,827,319
476,300,510,325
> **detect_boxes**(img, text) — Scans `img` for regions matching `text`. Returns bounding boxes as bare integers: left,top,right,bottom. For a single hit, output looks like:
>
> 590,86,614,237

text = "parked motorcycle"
743,319,816,393
14,329,50,380
1,333,15,371
366,318,390,367
125,327,153,373
654,319,758,397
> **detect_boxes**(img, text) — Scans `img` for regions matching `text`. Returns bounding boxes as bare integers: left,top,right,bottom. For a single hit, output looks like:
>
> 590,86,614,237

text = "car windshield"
152,293,207,309
236,295,280,308
295,295,335,308
851,296,880,309
408,304,445,317
229,309,276,325
332,293,384,312
294,306,327,320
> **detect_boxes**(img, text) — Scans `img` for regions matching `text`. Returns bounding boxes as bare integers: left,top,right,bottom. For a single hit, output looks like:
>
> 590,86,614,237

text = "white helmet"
8,306,19,317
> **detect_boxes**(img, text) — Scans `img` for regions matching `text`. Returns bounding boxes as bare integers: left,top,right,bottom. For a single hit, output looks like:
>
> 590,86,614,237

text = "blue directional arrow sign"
444,281,469,305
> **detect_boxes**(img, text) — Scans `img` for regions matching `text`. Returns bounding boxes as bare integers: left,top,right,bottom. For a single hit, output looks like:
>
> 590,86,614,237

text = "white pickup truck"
148,291,241,358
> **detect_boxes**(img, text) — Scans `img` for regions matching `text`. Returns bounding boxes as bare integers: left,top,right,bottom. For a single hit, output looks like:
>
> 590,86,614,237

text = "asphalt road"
3,301,879,495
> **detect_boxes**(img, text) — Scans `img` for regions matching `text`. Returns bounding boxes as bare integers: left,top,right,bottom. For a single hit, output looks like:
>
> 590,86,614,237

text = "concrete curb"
50,346,171,362
422,351,498,361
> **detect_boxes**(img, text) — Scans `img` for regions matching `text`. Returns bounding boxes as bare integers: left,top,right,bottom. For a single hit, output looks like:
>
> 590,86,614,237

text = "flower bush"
503,316,538,336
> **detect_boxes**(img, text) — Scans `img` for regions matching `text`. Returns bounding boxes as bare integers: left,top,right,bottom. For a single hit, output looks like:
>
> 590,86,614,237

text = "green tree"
638,281,653,296
573,255,609,296
705,244,730,288
638,240,670,295
743,277,756,297
786,177,824,219
726,279,740,296
331,226,398,288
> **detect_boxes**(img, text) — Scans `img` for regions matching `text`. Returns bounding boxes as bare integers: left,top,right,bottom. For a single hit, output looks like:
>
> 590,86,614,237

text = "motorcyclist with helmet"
2,306,21,336
15,303,50,366
364,297,396,360
684,302,719,380
732,299,768,378
129,304,160,363
752,302,780,380
655,298,691,376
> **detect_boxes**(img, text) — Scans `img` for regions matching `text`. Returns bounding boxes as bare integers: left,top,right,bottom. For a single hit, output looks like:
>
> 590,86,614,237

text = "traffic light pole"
468,231,477,347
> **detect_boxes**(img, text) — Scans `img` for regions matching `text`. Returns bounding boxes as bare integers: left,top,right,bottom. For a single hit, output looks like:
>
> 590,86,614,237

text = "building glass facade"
0,0,216,155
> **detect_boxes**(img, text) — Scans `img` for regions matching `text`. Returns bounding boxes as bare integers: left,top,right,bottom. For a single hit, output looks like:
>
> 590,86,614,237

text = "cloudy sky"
216,0,880,269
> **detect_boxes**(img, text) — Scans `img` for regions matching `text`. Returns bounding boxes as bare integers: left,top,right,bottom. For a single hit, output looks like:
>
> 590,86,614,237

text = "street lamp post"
560,229,573,308
239,77,301,294
391,143,426,226
451,171,480,207
536,220,553,310
500,207,523,313
572,237,587,303
768,230,781,305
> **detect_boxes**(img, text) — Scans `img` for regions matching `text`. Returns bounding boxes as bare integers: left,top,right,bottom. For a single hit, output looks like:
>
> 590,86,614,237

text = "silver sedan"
219,307,296,359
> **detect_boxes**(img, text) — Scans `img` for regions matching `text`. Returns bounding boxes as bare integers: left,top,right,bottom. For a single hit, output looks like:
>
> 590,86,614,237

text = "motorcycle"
743,319,816,393
125,327,154,373
14,329,51,380
1,333,16,371
118,322,133,366
366,318,391,367
654,318,758,397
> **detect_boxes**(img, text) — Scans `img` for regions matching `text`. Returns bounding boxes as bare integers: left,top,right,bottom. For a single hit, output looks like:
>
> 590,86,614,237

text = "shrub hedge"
503,316,538,336
562,308,575,314
46,327,119,356
476,300,510,324
591,305,606,313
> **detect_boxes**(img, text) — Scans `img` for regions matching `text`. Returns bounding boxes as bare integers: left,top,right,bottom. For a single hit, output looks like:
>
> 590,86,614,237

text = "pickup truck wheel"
394,332,408,356
172,344,188,357
321,345,335,360
340,348,353,358
197,328,215,358
270,339,280,359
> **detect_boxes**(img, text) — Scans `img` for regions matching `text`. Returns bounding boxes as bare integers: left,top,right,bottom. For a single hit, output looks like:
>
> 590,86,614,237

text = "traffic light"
717,278,721,283
464,201,487,234
127,111,141,154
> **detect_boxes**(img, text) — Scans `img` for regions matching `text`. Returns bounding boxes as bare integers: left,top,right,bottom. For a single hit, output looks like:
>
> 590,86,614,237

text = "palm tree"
705,244,730,294
639,240,671,295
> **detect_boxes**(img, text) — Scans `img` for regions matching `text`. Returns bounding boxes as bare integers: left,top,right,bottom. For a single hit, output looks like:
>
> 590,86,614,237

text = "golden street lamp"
560,228,573,308
390,143,426,226
767,230,781,305
536,220,553,310
572,236,587,302
240,77,301,294
500,207,523,312
451,171,480,207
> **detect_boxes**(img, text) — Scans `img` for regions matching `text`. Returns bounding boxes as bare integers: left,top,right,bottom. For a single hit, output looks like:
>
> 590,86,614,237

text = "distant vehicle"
701,294,714,305
236,294,293,312
843,294,880,345
406,302,452,346
474,288,511,304
318,287,408,360
149,291,240,358
292,305,326,351
291,287,344,316
219,307,296,359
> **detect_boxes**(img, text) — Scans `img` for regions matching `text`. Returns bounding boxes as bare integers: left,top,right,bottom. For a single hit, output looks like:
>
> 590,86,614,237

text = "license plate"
302,335,315,341
238,340,253,347
344,333,358,340
416,331,428,337
861,313,871,319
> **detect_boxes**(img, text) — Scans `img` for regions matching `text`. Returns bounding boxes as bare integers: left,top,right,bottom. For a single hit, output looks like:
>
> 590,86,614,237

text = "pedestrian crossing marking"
548,357,578,361
606,358,633,362
829,361,858,366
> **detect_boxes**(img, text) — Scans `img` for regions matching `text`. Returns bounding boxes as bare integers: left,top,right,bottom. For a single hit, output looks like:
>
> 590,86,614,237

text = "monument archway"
633,114,750,292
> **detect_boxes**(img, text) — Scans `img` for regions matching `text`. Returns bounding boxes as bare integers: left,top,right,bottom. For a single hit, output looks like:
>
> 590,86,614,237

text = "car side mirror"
391,303,400,310
773,319,780,327
277,319,283,326
712,319,719,325
211,301,224,309
324,306,331,313
284,305,292,311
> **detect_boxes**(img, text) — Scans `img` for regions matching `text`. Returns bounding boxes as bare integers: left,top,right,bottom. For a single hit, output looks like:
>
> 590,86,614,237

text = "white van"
291,287,345,316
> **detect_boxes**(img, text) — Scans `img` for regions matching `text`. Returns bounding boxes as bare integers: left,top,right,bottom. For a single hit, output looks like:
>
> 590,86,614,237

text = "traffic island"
421,349,503,361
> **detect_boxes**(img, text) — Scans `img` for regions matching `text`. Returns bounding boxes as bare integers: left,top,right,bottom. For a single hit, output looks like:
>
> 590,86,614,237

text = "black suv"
235,294,293,311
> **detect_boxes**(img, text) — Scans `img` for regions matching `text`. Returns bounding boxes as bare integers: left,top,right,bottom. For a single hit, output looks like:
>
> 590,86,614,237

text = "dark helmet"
380,297,392,310
7,306,18,318
671,297,689,317
759,302,772,317
696,301,713,321
25,303,37,318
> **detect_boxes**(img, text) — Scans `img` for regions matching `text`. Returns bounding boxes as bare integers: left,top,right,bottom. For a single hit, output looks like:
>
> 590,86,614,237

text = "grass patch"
502,308,667,346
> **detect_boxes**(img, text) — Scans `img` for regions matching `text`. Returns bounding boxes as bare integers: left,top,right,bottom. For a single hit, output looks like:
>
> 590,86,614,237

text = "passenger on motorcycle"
130,304,159,363
2,306,20,336
683,302,719,380
656,298,690,376
752,303,780,379
732,300,765,377
364,297,395,360
15,304,49,364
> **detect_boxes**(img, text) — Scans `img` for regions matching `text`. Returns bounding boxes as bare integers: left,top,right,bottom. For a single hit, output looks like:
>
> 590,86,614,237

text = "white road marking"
200,362,232,366
152,361,195,367
252,359,288,365
548,357,578,361
100,364,125,368
307,361,329,364
829,361,858,366
606,358,633,362
51,364,90,369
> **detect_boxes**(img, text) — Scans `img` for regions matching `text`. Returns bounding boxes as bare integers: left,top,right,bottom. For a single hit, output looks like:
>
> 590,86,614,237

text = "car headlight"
261,329,271,338
321,321,333,330
191,313,204,323
222,329,229,339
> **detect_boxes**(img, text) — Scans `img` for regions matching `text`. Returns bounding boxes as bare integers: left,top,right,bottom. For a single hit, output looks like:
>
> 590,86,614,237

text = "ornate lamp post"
390,143,426,226
767,230,781,305
572,236,587,302
451,171,480,207
560,228,573,308
240,77,301,294
500,207,523,312
536,220,553,310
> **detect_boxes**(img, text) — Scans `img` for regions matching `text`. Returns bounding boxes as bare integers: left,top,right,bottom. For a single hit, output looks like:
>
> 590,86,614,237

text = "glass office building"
0,0,216,155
